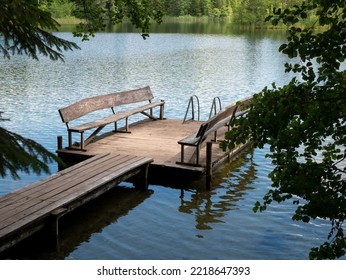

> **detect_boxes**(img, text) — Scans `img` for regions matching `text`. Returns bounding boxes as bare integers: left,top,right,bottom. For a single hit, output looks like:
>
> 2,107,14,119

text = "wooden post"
133,164,150,190
160,101,165,119
57,135,63,150
49,208,67,251
206,142,213,191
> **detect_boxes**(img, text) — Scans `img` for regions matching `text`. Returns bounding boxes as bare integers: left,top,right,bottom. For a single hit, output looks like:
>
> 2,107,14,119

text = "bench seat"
59,86,165,150
69,101,164,132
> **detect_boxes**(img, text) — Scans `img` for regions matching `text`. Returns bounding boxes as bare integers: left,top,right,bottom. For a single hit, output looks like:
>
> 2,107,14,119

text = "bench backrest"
235,96,252,116
196,103,238,138
59,86,153,123
196,96,253,139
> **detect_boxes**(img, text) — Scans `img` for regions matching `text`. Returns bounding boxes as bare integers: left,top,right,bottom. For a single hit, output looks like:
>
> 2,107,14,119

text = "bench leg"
84,126,106,147
177,144,201,167
80,131,84,150
196,145,200,165
67,130,86,150
68,131,73,148
125,117,129,132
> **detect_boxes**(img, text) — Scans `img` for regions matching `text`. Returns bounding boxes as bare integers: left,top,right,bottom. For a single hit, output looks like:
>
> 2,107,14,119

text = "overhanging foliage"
71,0,164,40
223,0,346,259
0,127,60,179
0,0,80,61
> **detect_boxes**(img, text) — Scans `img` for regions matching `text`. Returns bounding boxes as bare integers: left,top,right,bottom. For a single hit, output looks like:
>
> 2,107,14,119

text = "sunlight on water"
0,30,339,259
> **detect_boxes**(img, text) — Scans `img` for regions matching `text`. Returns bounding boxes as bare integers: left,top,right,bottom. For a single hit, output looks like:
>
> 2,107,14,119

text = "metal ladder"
208,97,222,119
183,95,200,123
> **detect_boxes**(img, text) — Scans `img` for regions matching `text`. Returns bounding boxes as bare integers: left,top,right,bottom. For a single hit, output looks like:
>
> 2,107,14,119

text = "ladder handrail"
208,97,222,119
183,95,200,123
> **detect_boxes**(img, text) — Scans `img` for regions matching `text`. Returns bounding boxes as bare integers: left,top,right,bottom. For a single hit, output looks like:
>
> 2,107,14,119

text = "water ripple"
1,32,339,260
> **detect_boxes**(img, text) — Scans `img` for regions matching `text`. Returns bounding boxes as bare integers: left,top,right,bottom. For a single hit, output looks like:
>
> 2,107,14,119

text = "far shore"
55,16,280,29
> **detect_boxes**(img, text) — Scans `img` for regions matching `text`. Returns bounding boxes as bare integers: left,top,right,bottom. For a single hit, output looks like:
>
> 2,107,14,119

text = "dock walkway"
0,153,153,253
57,118,251,182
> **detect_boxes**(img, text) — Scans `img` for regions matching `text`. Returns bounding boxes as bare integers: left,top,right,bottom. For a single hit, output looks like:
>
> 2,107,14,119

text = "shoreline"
55,16,283,30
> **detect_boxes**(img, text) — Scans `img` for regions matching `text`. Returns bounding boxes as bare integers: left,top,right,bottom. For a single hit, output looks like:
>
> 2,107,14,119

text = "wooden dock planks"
0,153,153,253
56,118,252,190
57,118,232,172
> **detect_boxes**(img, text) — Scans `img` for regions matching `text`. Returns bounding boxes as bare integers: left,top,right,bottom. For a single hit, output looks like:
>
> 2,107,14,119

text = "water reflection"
0,186,153,260
59,21,287,40
1,148,335,259
179,150,255,234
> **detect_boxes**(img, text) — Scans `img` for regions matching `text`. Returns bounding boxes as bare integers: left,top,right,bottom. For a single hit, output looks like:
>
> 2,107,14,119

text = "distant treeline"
42,0,306,25
162,0,303,24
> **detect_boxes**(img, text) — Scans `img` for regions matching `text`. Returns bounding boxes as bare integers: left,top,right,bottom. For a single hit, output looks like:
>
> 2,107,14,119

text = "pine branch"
0,127,61,179
0,0,80,61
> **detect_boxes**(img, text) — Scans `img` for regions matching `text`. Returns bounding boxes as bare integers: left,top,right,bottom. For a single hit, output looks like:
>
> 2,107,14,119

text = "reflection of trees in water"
179,149,256,231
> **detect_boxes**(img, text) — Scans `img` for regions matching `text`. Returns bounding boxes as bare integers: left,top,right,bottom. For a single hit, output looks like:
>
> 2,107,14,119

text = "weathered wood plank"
0,154,112,211
0,154,109,200
58,86,165,150
0,155,149,225
0,154,138,222
58,119,224,166
0,154,152,245
0,160,150,240
59,86,154,123
56,116,247,180
69,101,164,132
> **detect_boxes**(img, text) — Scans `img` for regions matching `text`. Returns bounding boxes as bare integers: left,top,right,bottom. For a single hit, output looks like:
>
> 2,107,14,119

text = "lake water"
0,24,340,259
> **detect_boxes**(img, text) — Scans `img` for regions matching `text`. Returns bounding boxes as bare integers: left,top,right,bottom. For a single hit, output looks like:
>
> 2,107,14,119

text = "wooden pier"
57,118,251,185
0,90,252,254
0,153,152,254
56,88,252,186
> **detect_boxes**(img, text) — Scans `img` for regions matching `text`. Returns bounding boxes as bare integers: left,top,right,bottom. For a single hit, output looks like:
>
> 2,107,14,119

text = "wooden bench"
0,153,153,253
177,96,252,166
58,86,165,150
